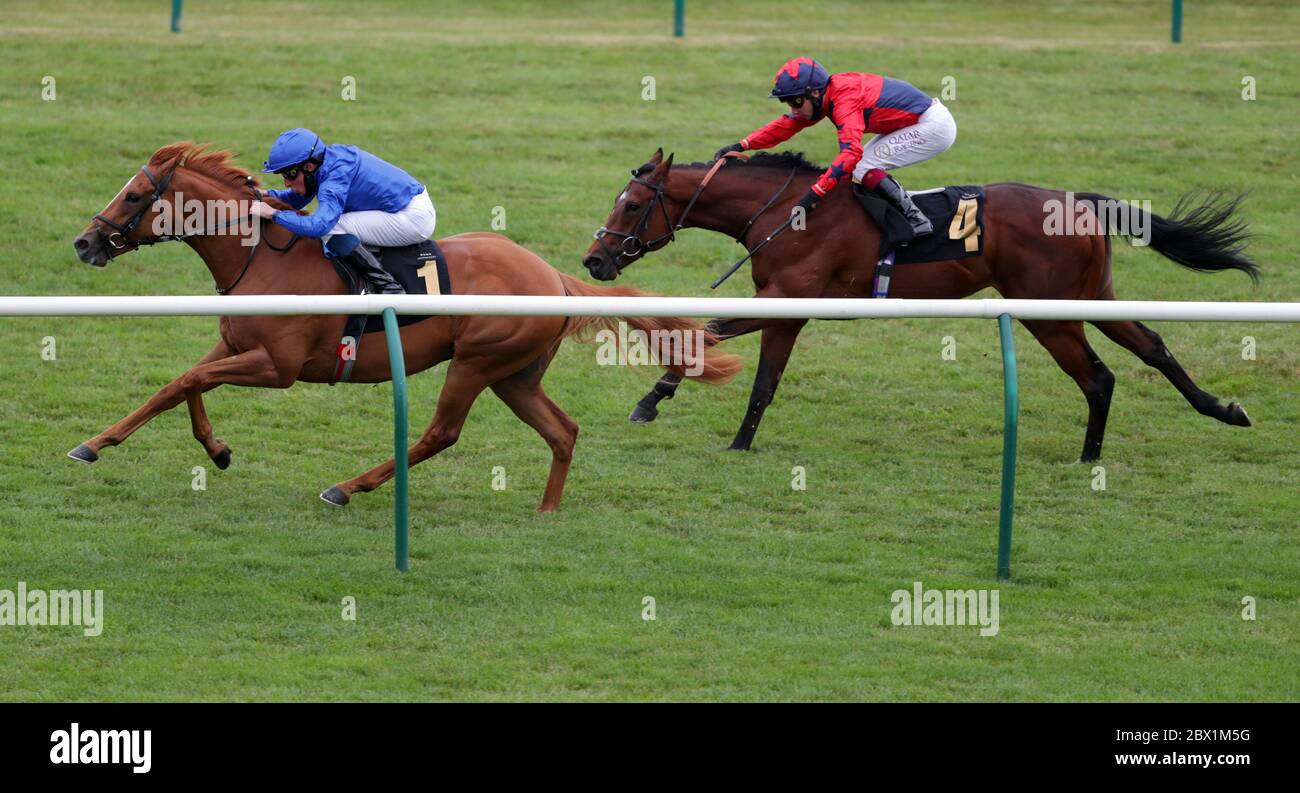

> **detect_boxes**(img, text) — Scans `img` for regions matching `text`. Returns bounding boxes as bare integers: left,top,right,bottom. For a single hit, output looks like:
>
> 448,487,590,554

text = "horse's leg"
1019,320,1115,462
180,340,237,468
69,347,284,464
491,372,579,513
729,319,808,451
321,357,497,505
1090,319,1251,427
630,317,765,423
93,337,238,466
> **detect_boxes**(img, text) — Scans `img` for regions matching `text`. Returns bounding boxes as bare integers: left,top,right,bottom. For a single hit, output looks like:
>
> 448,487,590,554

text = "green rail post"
383,308,410,572
996,314,1018,580
171,0,182,33
1171,0,1182,43
674,0,684,37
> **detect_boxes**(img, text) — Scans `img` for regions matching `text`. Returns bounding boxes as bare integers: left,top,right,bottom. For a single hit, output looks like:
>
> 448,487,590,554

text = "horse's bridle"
592,153,799,278
591,173,677,269
93,165,177,253
91,163,299,294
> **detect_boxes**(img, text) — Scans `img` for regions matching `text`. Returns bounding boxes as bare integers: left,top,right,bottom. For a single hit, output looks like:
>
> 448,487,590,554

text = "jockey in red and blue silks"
714,57,957,238
249,128,437,295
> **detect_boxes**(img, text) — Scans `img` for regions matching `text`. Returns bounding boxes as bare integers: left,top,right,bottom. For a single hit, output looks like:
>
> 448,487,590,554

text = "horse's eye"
625,203,640,213
126,192,140,203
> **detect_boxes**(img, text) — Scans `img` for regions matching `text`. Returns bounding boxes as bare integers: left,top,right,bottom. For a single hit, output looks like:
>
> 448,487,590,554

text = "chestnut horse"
71,142,740,511
583,149,1258,462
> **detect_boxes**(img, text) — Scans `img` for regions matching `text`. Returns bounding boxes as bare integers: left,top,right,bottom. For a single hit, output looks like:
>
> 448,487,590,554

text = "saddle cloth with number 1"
329,239,451,384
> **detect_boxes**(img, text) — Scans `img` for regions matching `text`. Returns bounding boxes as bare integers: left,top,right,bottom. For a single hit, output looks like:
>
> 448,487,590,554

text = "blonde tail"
557,273,742,385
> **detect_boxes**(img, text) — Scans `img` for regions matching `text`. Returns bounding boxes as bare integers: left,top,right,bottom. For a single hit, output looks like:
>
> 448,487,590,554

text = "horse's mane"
709,151,825,173
149,141,257,185
148,141,296,211
636,150,825,177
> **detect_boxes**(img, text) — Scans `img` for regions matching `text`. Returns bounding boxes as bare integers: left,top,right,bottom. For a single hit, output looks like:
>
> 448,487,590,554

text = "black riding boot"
347,244,405,295
325,234,404,295
873,174,933,237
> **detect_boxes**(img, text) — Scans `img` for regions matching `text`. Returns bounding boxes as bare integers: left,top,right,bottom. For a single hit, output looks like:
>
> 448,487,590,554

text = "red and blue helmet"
769,57,830,99
262,128,325,173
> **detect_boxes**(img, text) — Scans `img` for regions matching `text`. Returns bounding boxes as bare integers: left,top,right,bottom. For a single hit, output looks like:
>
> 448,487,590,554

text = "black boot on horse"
858,168,932,238
324,233,405,295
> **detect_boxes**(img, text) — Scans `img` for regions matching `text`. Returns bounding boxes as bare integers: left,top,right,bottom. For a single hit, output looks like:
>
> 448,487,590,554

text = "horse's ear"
662,152,674,171
649,148,664,165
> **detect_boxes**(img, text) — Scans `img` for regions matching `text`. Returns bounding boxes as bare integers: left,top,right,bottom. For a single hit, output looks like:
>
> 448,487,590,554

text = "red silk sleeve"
811,102,867,196
740,112,817,151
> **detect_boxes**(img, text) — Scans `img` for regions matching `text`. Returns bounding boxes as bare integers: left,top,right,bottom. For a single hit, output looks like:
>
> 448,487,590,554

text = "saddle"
856,185,987,297
328,239,452,384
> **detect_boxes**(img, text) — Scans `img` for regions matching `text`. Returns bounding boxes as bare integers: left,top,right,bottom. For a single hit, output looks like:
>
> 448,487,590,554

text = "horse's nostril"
75,238,89,251
582,256,602,271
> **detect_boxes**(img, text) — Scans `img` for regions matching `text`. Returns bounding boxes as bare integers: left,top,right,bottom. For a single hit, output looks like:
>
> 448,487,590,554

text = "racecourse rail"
5,295,1297,577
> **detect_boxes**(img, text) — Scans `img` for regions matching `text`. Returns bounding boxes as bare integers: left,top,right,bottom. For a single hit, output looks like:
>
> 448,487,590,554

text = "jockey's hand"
249,200,277,220
794,190,820,217
713,143,744,161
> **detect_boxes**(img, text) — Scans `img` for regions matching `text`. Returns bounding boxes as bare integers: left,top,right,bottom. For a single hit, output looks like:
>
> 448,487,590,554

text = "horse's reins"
710,166,798,289
592,152,799,287
93,165,300,294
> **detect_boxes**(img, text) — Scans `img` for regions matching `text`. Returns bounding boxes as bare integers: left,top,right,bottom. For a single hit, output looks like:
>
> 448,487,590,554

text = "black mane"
636,150,825,176
687,151,825,173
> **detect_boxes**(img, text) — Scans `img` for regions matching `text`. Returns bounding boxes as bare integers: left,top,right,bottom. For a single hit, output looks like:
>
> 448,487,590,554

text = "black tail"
1078,192,1259,284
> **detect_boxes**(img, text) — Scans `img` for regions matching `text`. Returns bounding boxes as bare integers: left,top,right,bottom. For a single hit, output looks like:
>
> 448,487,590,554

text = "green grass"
0,0,1297,701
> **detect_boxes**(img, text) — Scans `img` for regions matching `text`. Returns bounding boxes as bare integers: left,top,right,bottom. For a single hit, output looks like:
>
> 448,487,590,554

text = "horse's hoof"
67,444,98,464
211,445,232,470
320,486,350,507
628,403,658,423
1227,402,1252,427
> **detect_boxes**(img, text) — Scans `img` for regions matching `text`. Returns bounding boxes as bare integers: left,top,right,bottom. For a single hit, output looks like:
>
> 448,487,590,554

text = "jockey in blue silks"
249,128,437,295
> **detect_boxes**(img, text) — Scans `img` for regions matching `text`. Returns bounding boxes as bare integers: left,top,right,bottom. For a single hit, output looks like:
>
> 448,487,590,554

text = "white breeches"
326,189,437,247
852,99,957,181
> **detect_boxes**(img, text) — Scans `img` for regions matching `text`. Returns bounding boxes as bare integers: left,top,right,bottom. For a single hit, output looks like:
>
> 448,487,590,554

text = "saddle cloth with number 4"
855,184,986,264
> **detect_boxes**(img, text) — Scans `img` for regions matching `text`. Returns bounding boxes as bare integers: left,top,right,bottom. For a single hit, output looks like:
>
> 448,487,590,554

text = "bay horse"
583,149,1258,462
70,142,740,511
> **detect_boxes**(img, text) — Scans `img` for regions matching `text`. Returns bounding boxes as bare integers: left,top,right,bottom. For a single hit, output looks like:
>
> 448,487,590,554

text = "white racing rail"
1,295,1298,321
